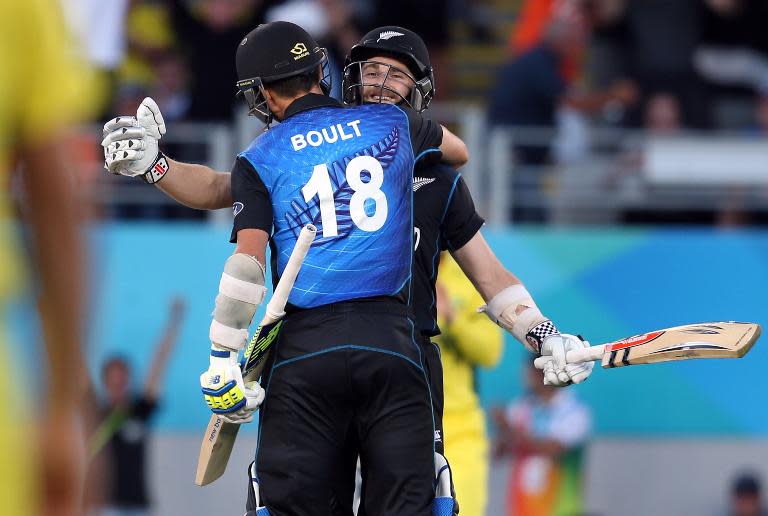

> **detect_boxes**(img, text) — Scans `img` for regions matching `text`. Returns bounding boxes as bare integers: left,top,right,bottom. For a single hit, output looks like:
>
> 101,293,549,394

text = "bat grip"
565,344,605,364
533,344,605,370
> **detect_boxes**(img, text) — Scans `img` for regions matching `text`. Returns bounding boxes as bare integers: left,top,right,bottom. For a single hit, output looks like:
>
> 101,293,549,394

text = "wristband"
142,152,169,184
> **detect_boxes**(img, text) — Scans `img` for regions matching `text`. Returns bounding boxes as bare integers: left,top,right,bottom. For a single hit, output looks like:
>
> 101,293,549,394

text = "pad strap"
210,319,249,351
220,273,267,305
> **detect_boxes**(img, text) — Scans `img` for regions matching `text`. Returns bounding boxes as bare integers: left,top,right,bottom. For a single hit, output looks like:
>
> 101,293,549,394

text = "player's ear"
262,87,277,109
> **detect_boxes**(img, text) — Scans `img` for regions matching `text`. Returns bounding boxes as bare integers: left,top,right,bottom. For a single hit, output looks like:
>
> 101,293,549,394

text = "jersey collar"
284,93,342,119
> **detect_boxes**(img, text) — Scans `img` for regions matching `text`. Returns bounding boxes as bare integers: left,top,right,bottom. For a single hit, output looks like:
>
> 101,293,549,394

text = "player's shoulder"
413,162,461,202
414,161,460,184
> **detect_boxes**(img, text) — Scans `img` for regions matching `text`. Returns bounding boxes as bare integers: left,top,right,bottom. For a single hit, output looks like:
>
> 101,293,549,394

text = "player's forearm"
451,232,520,302
144,325,180,399
439,125,469,168
156,159,232,210
22,142,87,407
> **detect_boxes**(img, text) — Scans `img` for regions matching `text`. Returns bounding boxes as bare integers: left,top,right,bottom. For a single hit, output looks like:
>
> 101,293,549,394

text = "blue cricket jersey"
237,101,416,309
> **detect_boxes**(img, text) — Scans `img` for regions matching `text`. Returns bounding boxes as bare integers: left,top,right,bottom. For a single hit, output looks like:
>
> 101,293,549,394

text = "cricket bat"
195,224,316,486
534,321,760,369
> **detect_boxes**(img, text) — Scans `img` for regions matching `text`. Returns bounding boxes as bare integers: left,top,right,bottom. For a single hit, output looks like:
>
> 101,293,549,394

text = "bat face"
601,322,760,368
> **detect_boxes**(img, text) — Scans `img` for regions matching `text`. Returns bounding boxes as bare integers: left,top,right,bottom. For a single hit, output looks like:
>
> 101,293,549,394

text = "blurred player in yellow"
435,255,503,516
0,1,92,515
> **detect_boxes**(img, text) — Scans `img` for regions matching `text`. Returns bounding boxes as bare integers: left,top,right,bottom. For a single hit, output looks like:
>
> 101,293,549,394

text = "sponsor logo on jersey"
377,31,404,42
413,177,435,191
233,202,244,217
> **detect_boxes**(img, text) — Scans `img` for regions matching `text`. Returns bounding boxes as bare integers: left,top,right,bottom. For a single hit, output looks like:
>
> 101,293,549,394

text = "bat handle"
565,344,605,364
532,344,606,369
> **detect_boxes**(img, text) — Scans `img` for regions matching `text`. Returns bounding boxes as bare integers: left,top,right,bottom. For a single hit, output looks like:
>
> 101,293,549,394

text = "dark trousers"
419,334,445,455
248,300,435,516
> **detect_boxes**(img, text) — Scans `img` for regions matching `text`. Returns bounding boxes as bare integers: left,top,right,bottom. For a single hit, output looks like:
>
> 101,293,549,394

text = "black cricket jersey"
411,160,484,337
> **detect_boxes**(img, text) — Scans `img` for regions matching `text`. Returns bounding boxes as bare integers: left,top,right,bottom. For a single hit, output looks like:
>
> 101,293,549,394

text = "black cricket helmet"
235,21,331,125
343,26,435,112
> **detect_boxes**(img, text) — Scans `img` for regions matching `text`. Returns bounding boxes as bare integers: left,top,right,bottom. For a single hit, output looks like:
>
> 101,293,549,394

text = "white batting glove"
102,97,169,184
200,349,265,424
539,333,594,386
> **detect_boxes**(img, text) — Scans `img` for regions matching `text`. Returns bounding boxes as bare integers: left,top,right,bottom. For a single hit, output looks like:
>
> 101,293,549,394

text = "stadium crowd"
57,0,768,223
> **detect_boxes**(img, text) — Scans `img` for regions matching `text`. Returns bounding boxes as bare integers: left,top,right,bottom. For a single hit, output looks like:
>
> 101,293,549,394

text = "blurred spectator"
493,361,592,516
643,92,683,135
149,50,191,122
264,0,360,101
120,0,176,90
488,3,636,221
369,0,454,98
434,255,503,516
91,297,185,516
508,0,586,82
755,95,768,135
167,0,274,122
590,0,710,128
2,2,95,515
728,472,768,516
508,0,557,55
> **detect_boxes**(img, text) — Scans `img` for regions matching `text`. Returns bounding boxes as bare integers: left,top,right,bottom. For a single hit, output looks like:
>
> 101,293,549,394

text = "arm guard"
209,254,266,352
478,284,559,353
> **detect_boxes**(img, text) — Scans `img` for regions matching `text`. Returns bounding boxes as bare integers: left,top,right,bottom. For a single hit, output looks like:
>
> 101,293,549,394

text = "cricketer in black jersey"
411,160,484,337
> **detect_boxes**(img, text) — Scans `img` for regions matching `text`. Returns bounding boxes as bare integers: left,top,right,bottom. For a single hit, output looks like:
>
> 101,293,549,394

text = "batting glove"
539,333,594,386
102,97,169,184
200,348,265,424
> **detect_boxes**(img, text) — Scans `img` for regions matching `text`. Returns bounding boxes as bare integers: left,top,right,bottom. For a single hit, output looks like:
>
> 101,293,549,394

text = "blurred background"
7,0,768,514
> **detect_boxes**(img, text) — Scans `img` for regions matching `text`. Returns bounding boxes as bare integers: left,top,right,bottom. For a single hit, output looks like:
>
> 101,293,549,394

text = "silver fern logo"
413,177,435,191
377,31,404,42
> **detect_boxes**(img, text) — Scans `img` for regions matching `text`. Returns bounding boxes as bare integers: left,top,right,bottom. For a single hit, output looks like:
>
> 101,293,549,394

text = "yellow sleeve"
13,0,92,143
438,256,503,369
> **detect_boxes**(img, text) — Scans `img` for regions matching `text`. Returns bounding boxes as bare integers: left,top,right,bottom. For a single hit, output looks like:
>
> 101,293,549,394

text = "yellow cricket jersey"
0,2,90,514
435,255,503,516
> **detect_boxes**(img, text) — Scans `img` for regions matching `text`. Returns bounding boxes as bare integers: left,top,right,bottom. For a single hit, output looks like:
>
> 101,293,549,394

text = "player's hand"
102,97,167,181
539,333,594,386
200,350,265,424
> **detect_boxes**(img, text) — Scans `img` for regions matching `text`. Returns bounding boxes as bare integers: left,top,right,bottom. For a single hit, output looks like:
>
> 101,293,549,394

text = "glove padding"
200,352,265,424
539,333,594,387
102,97,166,177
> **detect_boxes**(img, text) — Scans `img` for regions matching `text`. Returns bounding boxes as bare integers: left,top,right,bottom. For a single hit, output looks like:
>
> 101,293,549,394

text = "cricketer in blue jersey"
205,22,445,516
233,101,417,308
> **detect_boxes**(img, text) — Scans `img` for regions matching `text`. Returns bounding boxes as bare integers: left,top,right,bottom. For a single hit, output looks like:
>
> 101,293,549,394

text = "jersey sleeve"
440,175,484,252
402,107,443,158
230,156,273,243
133,396,158,422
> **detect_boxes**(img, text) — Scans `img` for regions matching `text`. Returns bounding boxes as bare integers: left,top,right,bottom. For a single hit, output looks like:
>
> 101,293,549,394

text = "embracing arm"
450,232,520,301
157,159,232,210
439,125,469,168
102,97,232,210
451,231,593,385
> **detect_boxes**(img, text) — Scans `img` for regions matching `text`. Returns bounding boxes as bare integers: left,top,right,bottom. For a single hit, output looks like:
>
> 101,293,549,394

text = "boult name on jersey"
290,120,363,151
